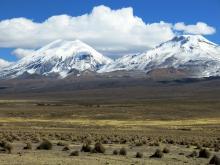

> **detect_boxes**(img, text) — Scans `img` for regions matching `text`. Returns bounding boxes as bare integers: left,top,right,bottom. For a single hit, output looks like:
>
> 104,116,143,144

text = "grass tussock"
150,149,163,158
23,142,32,150
199,149,210,158
37,140,52,150
119,147,127,156
0,141,13,154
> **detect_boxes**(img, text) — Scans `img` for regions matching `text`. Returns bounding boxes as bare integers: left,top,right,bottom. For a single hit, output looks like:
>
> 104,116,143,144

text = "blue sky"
0,0,220,61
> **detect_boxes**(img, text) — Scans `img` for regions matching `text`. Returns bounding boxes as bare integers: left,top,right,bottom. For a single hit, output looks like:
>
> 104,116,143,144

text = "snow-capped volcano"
1,35,220,80
99,35,220,78
0,40,112,79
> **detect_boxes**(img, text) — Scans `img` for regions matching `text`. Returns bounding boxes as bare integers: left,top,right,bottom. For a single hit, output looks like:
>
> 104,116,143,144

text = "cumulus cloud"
0,59,12,68
174,22,216,35
12,48,35,58
0,5,216,57
0,5,175,56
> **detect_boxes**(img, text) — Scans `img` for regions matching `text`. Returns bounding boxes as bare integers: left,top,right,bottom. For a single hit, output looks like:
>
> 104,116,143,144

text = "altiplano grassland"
0,98,219,165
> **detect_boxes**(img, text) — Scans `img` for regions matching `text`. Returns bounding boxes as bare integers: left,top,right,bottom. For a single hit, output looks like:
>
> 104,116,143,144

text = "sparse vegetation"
113,149,118,155
37,140,52,150
150,149,163,158
57,141,67,146
187,150,197,158
119,147,127,156
92,142,105,153
162,147,170,153
135,152,143,158
62,145,70,151
81,143,92,152
23,142,32,150
0,95,219,164
70,150,79,156
0,141,13,154
199,149,211,158
209,155,220,165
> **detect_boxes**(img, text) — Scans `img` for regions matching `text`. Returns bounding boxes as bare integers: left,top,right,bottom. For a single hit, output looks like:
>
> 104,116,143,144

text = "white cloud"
0,5,175,56
12,48,35,58
0,5,216,57
174,22,216,35
0,59,12,68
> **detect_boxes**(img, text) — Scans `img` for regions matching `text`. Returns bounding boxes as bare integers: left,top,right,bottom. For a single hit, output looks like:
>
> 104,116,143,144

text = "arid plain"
0,77,219,164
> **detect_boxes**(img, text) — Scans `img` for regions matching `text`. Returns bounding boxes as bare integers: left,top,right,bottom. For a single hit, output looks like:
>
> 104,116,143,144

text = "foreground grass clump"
37,140,52,150
119,147,127,156
81,143,92,152
187,151,197,158
135,152,143,158
92,142,105,153
57,141,67,146
199,149,211,158
113,149,118,155
163,147,170,153
150,149,163,158
23,142,32,150
62,145,70,151
0,141,13,154
70,150,79,156
209,155,220,165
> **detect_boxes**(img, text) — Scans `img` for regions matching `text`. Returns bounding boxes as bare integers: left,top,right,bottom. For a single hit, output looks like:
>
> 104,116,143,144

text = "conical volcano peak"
170,35,217,46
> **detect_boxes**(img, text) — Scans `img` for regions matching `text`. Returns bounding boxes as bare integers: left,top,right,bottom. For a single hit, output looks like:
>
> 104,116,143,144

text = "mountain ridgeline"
1,35,220,80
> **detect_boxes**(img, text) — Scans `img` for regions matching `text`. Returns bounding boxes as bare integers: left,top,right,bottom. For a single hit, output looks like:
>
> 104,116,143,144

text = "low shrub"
37,140,52,150
70,150,79,156
150,149,163,158
0,141,13,154
81,143,92,152
62,146,70,151
113,149,118,155
187,151,197,158
136,152,143,158
119,147,127,156
93,142,105,153
209,155,220,165
57,141,67,146
163,147,170,153
199,149,211,158
23,142,32,150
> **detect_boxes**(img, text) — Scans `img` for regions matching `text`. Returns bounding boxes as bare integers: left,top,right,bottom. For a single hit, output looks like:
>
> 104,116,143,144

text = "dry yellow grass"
0,117,219,127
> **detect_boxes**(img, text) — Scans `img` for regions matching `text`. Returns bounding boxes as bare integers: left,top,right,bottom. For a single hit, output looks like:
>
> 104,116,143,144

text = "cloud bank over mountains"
0,5,216,58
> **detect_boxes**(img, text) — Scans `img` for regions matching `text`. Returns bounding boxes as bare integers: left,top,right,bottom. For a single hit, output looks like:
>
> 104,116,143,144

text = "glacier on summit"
0,40,112,79
99,35,220,78
0,35,220,79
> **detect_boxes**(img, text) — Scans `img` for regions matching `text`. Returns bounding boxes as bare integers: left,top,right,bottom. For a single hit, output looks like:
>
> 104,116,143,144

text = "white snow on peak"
0,39,112,78
99,35,220,78
1,35,220,79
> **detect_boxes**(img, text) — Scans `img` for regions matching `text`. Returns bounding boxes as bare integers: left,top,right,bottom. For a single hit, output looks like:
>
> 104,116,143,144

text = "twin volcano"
1,35,220,79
